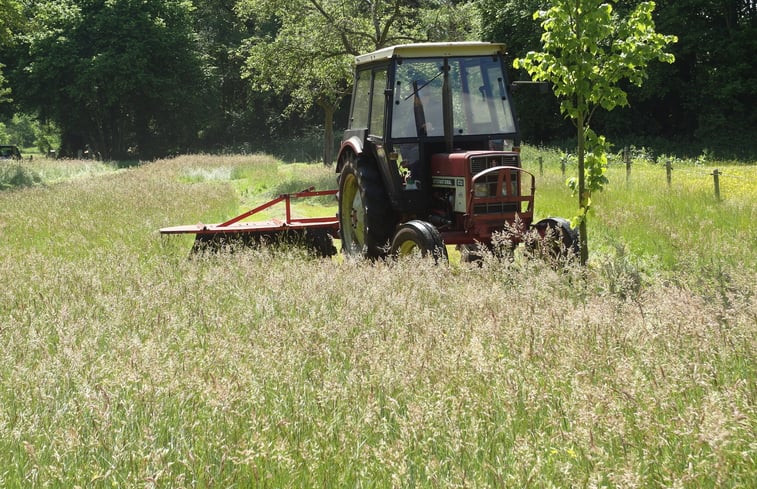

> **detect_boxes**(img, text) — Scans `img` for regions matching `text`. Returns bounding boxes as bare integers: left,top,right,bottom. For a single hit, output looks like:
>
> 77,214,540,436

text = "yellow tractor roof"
355,42,506,65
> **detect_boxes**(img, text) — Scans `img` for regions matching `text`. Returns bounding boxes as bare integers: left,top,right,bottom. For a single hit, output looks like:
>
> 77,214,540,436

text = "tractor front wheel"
390,220,448,263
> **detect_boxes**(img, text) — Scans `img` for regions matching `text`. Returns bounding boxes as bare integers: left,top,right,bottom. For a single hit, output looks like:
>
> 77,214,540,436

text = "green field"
0,153,754,487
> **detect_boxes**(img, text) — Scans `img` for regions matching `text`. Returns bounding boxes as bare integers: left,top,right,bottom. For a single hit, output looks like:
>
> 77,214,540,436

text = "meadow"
0,151,754,487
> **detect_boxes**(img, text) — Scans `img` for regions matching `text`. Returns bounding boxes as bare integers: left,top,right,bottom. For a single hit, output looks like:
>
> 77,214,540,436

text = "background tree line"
482,0,757,158
0,0,755,161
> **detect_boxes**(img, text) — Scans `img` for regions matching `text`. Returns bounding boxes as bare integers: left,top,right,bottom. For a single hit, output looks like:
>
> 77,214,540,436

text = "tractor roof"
355,42,506,65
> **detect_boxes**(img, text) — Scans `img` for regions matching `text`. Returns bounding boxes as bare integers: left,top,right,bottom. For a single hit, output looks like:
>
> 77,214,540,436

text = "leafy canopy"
16,0,207,159
0,0,25,104
237,0,476,115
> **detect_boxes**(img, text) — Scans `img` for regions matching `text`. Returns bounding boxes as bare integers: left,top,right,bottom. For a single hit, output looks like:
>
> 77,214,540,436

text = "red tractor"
336,42,576,260
161,42,577,260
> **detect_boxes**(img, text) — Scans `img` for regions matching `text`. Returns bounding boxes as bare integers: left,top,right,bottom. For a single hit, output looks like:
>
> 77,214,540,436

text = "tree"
237,0,479,164
514,1,676,264
0,0,24,105
13,0,207,159
239,4,355,165
482,1,757,157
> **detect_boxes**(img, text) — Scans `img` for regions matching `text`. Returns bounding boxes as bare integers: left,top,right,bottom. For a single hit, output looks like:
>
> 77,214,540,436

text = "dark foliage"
2,0,756,160
481,0,757,158
8,0,208,160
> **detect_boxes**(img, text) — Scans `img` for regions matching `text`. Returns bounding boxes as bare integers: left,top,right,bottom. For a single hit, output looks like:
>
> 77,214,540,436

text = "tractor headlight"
474,182,489,197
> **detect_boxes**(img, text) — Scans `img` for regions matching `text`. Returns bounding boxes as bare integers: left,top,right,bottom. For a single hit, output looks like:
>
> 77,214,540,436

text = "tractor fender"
336,131,366,173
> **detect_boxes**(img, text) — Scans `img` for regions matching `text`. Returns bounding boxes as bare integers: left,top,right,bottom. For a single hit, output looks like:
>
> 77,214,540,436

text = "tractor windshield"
391,56,516,139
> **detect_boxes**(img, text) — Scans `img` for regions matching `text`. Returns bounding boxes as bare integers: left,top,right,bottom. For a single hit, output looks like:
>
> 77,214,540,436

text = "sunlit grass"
23,158,119,183
0,152,754,487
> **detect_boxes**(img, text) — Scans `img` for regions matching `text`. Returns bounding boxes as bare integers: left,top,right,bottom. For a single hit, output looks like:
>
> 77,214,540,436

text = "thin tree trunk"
577,107,589,265
574,4,589,265
322,102,335,166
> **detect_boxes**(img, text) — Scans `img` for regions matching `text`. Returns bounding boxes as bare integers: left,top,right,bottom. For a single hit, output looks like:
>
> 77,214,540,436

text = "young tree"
514,1,676,264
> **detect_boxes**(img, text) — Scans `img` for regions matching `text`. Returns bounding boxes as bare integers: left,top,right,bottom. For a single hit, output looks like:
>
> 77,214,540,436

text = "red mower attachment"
160,187,339,256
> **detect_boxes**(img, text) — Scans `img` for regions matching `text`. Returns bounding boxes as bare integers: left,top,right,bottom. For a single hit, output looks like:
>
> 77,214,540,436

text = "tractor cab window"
350,70,371,130
351,68,388,138
391,60,444,139
370,69,387,138
451,57,516,135
391,56,516,139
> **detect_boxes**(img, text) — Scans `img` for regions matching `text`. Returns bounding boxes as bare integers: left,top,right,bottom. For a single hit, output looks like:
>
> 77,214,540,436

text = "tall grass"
0,153,754,487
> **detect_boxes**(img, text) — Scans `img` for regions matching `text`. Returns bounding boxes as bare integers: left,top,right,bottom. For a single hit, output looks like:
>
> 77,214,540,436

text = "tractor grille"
470,153,523,216
473,202,518,214
470,154,519,174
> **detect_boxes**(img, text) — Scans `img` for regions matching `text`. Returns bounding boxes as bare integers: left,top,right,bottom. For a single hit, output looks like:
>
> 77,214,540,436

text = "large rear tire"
390,220,448,263
338,153,394,258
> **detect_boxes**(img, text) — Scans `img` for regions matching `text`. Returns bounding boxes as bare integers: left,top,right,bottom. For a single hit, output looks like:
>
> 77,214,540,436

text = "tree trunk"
322,102,335,166
59,130,84,159
577,108,589,265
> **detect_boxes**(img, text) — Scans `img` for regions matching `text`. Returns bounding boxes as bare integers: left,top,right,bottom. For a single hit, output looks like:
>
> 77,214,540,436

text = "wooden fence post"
712,168,721,201
561,155,566,177
539,156,543,177
625,147,631,183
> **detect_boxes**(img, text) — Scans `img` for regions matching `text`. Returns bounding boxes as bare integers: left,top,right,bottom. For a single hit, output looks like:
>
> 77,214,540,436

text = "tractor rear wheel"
338,154,394,258
390,220,448,263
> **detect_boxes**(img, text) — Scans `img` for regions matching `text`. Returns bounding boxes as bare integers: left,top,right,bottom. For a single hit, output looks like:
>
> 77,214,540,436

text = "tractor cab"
337,42,537,259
